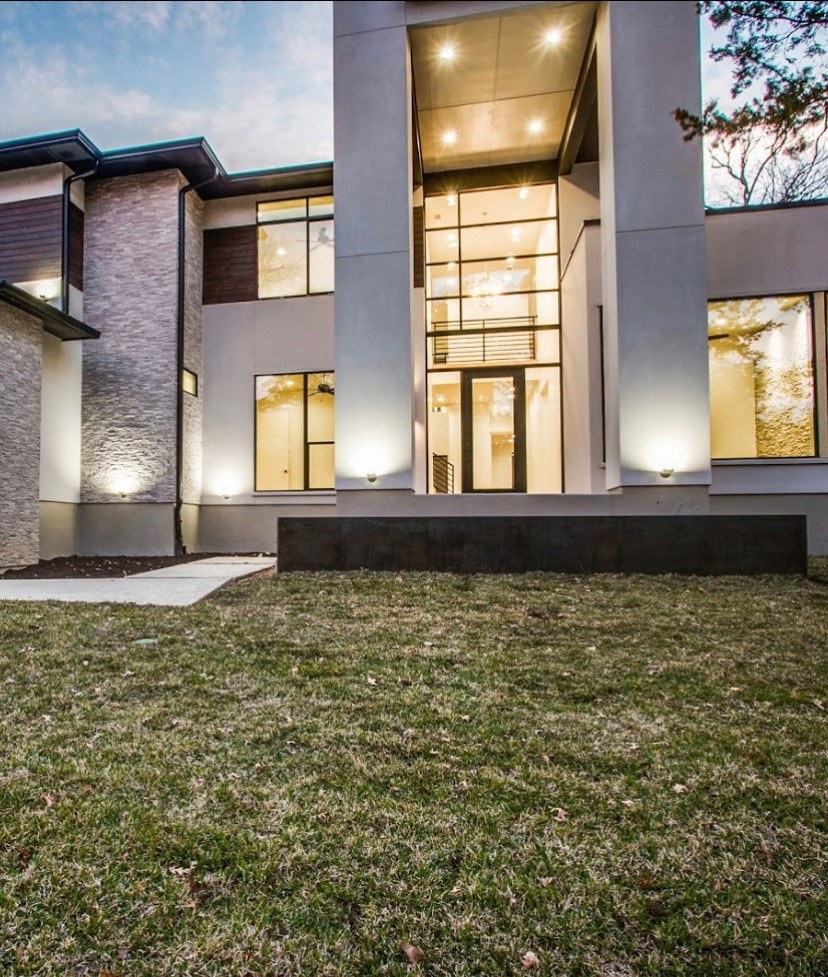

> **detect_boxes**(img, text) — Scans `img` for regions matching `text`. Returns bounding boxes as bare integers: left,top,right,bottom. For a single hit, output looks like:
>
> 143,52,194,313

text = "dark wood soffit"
558,16,598,176
422,160,558,195
203,224,258,305
412,205,424,289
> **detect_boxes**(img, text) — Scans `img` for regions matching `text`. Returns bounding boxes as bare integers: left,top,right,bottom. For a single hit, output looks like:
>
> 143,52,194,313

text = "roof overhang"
0,281,100,341
0,130,333,201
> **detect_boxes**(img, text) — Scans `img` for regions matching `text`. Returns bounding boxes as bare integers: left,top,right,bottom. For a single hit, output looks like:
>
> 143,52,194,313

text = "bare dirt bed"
0,554,263,580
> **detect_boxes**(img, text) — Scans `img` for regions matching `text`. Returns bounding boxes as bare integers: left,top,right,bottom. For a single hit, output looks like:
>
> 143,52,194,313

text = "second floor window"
257,196,334,299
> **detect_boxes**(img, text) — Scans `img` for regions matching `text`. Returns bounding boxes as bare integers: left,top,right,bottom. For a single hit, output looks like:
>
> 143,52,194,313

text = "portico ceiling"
410,1,597,172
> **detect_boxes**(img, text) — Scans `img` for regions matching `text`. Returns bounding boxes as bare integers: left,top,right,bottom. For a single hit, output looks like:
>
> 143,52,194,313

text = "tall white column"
597,0,711,490
333,2,416,492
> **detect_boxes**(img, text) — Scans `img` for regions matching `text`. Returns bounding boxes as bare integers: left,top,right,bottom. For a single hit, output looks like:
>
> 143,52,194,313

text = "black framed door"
461,368,527,493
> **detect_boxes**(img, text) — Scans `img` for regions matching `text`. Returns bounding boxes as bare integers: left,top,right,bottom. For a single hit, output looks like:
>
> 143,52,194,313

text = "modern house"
0,0,825,571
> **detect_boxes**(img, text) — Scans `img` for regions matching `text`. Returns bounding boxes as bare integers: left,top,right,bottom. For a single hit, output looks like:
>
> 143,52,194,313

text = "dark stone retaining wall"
277,515,807,575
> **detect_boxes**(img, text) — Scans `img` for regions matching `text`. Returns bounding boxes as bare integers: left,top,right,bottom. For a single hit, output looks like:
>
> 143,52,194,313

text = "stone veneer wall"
81,170,181,504
182,188,204,505
0,305,42,566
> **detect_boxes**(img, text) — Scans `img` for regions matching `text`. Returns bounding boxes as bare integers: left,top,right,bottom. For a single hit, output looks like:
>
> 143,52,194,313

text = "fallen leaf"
552,807,567,822
537,876,554,887
17,848,31,870
621,799,635,808
401,941,424,964
671,783,688,794
42,793,55,808
367,677,377,686
132,638,157,646
521,950,540,970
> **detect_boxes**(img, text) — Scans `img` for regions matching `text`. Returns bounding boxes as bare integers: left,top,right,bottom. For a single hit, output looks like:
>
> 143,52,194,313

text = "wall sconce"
367,472,378,483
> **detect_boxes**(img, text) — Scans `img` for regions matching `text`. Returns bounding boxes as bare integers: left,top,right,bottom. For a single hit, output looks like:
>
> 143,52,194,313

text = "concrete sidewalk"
0,556,274,606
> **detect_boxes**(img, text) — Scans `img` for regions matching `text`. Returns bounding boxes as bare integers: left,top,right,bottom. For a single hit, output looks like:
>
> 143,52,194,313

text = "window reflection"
708,295,815,458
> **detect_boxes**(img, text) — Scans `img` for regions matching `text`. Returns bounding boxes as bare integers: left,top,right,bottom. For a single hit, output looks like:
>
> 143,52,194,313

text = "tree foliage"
677,2,828,205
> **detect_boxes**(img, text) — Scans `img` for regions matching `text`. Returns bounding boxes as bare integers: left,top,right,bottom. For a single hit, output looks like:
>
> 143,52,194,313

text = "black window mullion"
303,373,310,491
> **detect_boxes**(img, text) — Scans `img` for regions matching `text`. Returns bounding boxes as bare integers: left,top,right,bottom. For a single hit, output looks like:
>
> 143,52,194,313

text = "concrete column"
333,2,416,492
597,0,711,491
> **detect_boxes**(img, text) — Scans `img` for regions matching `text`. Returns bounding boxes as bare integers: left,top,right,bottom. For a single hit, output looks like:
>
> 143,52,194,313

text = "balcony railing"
432,453,455,494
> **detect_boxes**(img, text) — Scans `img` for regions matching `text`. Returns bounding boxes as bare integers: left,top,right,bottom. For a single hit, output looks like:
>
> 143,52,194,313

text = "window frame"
424,180,565,495
254,370,335,492
256,196,334,300
707,290,821,462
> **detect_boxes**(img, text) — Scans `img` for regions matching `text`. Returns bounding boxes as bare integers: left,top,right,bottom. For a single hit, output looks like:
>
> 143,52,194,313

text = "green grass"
2,566,828,976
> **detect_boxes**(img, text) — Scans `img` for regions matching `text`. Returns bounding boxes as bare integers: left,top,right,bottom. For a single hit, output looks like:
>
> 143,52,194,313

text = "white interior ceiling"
410,2,597,172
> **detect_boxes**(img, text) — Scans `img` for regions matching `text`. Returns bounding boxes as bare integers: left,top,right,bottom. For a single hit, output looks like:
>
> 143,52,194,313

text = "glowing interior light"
442,130,457,146
276,246,287,256
439,44,456,62
445,193,457,206
518,187,529,200
527,118,544,135
544,28,562,45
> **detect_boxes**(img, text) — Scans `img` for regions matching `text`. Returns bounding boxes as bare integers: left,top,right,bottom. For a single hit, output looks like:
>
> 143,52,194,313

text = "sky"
0,1,730,173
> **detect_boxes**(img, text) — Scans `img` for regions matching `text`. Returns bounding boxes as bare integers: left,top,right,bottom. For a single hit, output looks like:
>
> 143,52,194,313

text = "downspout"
176,168,219,555
62,161,99,313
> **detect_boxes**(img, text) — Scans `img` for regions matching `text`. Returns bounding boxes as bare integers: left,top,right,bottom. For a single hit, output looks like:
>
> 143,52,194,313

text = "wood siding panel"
203,225,257,304
0,195,62,283
68,203,84,290
412,205,424,289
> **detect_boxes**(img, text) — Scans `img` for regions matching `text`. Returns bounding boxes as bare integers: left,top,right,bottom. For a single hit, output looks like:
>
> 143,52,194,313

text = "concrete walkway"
0,556,274,606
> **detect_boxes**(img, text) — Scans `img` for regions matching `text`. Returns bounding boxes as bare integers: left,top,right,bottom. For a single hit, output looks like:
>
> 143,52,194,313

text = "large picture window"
255,372,335,490
708,295,816,459
257,196,334,299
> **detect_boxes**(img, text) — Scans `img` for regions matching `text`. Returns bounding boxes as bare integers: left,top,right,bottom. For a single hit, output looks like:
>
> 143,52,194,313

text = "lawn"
1,567,828,976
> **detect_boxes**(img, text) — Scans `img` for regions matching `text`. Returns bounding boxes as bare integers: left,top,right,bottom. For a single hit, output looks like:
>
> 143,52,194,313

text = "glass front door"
461,369,527,492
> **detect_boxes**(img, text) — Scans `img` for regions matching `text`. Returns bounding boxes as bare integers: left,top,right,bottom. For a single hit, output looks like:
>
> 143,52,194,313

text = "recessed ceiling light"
518,187,529,200
544,28,562,46
528,119,544,135
445,193,457,206
439,43,456,61
442,129,457,146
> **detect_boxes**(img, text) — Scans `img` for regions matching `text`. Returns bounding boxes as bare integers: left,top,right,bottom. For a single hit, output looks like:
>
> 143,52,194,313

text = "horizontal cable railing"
432,329,535,365
430,315,537,333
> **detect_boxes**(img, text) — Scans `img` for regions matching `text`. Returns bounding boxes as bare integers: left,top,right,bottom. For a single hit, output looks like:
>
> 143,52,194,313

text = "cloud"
0,1,332,169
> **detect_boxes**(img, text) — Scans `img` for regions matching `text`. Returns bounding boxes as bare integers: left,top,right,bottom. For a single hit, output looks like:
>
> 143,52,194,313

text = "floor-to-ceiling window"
425,183,562,493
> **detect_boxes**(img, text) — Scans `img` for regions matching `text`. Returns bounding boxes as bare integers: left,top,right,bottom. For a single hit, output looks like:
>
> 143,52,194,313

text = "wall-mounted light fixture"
367,472,378,483
659,467,674,479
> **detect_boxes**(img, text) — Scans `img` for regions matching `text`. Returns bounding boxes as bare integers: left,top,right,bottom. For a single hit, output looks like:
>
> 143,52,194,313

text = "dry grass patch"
1,566,828,975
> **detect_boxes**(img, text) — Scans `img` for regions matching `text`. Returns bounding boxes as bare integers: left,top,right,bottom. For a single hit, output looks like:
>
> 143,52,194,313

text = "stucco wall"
40,332,82,503
201,294,334,504
0,305,42,567
81,169,180,504
707,203,828,298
